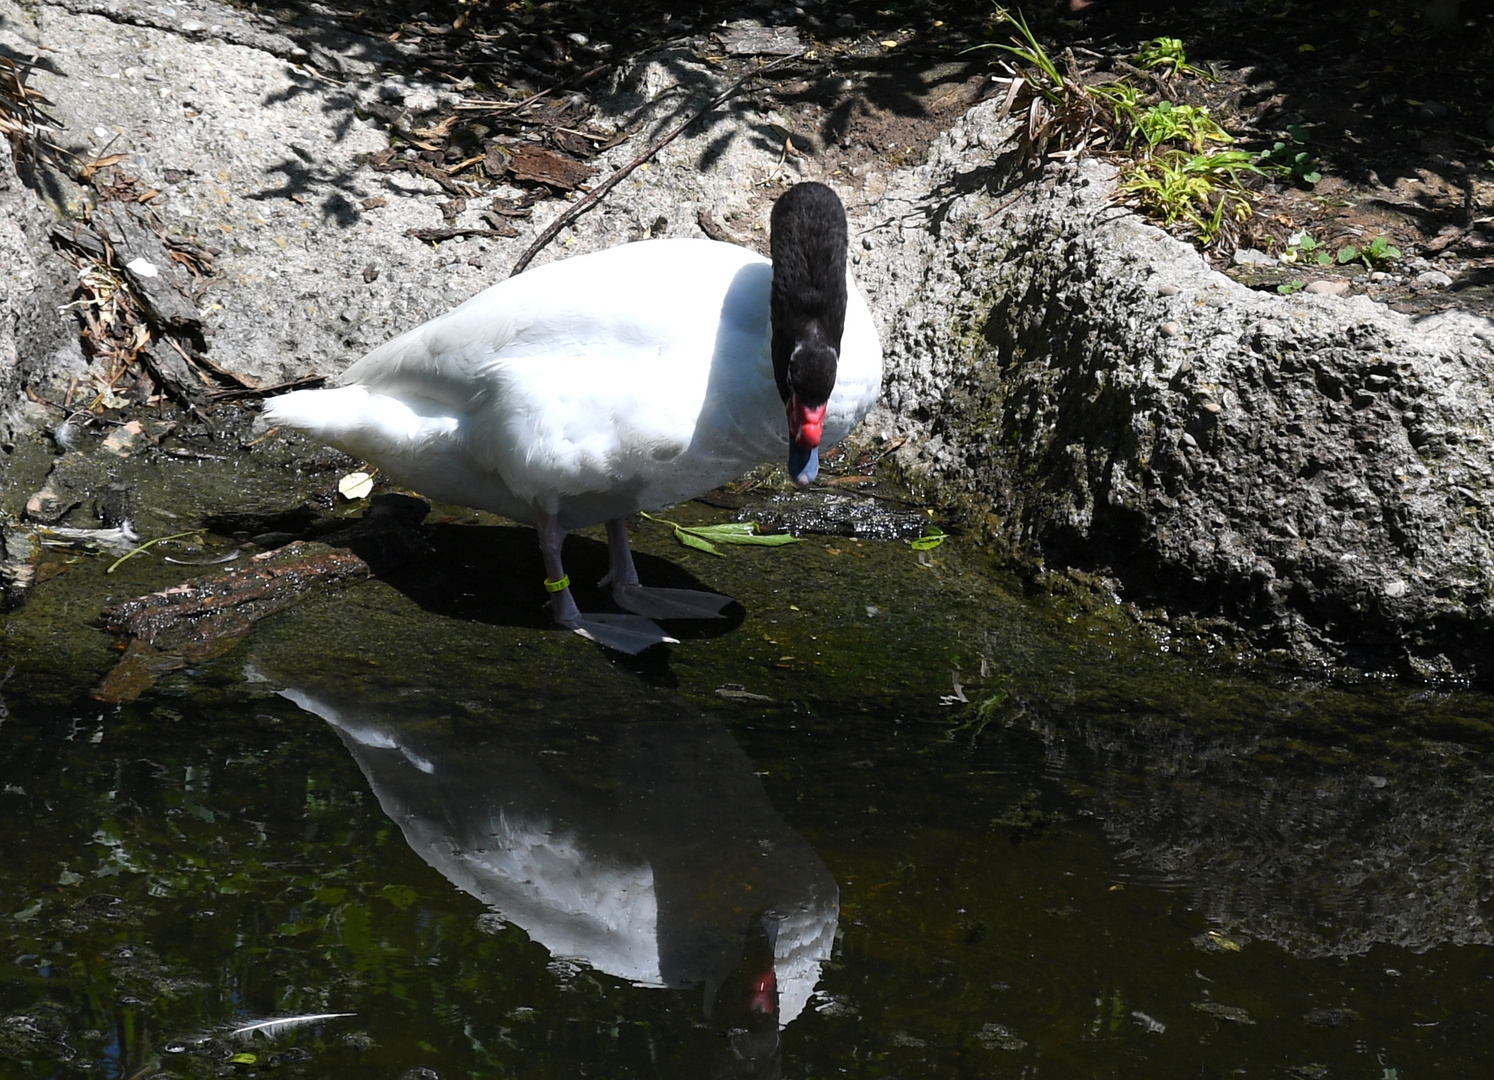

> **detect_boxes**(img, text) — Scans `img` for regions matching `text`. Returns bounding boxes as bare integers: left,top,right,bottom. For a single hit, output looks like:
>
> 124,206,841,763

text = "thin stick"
509,51,804,277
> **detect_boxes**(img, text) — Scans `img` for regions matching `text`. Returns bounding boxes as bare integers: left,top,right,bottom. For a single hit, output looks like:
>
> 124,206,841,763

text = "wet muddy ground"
4,413,1494,1077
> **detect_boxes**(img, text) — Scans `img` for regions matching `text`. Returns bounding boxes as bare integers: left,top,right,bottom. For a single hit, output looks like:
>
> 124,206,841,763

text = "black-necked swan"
259,182,882,652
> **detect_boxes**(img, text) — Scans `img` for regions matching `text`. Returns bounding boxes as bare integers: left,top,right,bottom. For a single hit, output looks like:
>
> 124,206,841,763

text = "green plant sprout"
1281,230,1333,265
1336,236,1401,269
1134,101,1232,152
975,7,1264,250
981,8,1069,107
1134,36,1208,79
1086,80,1144,127
1119,149,1261,245
970,8,1128,162
1258,125,1322,186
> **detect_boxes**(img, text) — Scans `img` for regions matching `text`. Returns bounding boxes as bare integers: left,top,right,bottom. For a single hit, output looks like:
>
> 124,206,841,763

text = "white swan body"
262,183,880,652
263,238,880,531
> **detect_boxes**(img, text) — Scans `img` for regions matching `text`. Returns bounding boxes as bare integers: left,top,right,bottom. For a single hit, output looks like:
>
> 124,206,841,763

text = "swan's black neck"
769,182,848,409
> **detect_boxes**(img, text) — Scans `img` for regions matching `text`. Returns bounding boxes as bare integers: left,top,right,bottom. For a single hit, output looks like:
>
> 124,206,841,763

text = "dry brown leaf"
79,153,129,182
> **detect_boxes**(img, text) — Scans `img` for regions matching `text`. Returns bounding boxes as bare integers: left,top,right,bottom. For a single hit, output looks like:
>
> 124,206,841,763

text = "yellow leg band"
543,574,570,593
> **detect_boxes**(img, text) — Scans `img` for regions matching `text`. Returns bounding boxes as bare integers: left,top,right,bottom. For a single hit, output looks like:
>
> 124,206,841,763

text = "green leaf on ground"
642,512,800,556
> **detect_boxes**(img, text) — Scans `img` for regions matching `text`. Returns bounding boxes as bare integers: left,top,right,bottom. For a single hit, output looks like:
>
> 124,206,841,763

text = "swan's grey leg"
602,518,734,620
599,517,642,591
535,512,582,625
535,512,676,653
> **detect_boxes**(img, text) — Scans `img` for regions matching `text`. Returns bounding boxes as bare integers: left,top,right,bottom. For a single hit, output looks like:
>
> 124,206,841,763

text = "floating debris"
975,1022,1027,1051
1132,1010,1166,1034
38,523,142,557
228,1014,357,1040
1303,1007,1362,1028
1191,1001,1256,1024
715,683,773,702
1192,929,1247,953
337,471,375,500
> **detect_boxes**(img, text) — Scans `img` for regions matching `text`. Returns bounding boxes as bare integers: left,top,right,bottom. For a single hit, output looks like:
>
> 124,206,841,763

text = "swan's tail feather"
257,387,460,462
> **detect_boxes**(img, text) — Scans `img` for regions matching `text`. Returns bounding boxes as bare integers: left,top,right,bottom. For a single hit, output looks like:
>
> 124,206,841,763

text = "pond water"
4,450,1494,1079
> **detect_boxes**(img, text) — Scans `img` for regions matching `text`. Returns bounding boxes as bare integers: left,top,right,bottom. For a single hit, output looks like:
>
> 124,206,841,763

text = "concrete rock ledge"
862,99,1494,681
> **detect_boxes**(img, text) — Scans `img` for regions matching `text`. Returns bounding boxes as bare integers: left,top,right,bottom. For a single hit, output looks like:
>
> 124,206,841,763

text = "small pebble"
1369,271,1389,282
1157,284,1180,296
1200,400,1221,414
1160,321,1181,337
1416,269,1453,288
1304,280,1350,297
102,420,145,457
1231,247,1275,266
25,488,67,522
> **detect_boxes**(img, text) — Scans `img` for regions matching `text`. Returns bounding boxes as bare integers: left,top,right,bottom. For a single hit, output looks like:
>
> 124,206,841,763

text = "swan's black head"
770,182,848,487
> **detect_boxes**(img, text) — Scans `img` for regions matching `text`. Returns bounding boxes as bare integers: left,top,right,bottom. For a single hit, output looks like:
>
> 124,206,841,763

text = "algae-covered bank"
5,413,1494,1077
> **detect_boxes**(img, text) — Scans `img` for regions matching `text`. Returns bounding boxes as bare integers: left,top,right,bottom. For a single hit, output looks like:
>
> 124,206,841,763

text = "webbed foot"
609,584,734,621
553,609,679,654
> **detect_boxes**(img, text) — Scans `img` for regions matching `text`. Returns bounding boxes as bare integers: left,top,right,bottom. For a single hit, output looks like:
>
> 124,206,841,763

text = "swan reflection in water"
279,684,838,1077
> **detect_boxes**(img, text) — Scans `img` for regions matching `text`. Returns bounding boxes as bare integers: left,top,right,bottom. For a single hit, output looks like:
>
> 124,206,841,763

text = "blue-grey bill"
789,443,819,486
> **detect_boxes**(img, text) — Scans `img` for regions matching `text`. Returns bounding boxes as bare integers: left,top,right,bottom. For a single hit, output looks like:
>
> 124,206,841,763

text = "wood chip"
139,344,210,411
405,225,518,243
507,144,594,189
483,142,511,179
478,211,519,235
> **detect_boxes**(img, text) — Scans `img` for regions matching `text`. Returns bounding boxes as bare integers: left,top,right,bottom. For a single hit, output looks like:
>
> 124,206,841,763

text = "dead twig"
210,374,326,401
509,51,804,277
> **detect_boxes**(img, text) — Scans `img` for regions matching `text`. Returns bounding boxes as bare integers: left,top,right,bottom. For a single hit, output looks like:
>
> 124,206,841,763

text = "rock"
24,487,72,525
0,519,40,610
101,421,146,457
862,98,1494,681
1231,247,1275,266
1416,269,1454,288
27,0,420,390
1304,280,1350,296
1160,321,1181,337
714,24,804,56
0,138,82,471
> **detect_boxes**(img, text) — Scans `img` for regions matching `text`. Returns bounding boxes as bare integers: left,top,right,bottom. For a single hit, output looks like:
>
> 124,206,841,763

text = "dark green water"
5,454,1494,1078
